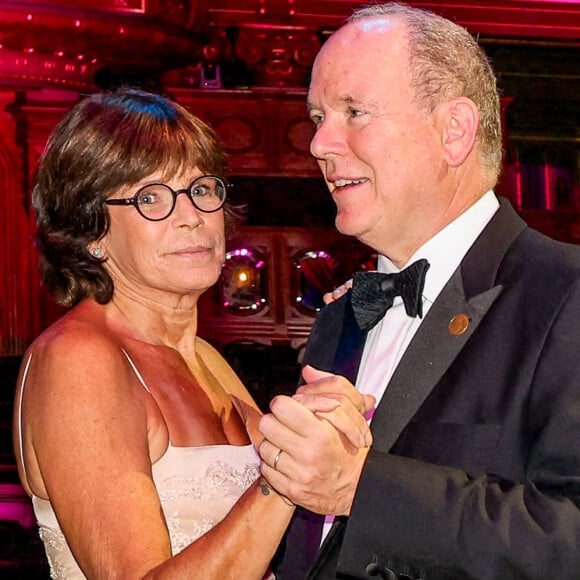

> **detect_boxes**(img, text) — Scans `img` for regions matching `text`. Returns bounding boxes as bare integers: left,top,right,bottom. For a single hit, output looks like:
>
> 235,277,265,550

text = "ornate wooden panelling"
209,0,580,38
172,88,319,177
0,95,37,356
197,226,373,348
0,0,205,90
0,91,74,356
0,1,577,92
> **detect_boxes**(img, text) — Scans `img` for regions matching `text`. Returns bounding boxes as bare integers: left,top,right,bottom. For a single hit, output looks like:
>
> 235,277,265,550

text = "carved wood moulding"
209,0,580,38
172,88,318,176
0,0,204,89
0,1,577,91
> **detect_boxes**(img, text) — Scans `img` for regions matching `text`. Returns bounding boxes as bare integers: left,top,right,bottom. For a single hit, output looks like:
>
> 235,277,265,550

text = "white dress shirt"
321,190,499,541
356,190,499,405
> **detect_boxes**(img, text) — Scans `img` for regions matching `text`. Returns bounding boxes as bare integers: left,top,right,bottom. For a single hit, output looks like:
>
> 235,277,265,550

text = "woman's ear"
439,97,479,167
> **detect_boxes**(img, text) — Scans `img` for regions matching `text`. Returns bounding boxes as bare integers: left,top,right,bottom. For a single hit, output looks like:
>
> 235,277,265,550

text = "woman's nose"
173,190,203,226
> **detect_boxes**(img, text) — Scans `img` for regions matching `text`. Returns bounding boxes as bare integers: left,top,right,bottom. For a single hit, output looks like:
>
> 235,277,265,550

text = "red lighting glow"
544,163,553,210
515,161,523,208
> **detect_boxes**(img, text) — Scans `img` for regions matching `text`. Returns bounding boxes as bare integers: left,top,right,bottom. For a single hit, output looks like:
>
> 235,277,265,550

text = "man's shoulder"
515,226,580,274
496,226,580,307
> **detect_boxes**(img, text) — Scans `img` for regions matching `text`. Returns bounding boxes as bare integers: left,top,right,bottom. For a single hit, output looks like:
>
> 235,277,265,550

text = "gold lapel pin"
449,313,470,336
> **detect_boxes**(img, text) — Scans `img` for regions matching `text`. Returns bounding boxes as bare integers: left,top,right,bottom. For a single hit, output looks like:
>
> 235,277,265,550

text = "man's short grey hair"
347,3,503,188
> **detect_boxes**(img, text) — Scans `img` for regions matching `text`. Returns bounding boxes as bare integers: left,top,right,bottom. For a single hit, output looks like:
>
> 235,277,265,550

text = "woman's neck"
104,289,200,354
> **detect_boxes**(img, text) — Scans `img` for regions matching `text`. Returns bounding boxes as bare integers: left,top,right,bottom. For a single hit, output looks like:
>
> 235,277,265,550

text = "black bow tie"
350,259,430,330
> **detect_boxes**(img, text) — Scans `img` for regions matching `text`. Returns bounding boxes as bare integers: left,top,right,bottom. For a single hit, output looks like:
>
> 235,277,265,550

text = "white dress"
32,444,260,579
17,353,262,579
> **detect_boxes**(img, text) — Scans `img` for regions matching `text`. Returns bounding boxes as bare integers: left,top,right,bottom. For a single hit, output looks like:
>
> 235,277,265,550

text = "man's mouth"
333,178,368,188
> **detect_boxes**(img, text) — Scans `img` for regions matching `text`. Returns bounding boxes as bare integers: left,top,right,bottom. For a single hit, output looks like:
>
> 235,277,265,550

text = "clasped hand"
258,365,375,516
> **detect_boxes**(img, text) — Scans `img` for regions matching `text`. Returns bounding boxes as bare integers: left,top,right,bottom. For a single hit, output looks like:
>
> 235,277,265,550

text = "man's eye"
349,108,363,117
310,114,324,126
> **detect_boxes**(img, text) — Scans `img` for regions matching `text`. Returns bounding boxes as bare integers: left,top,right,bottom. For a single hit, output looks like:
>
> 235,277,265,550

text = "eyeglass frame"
104,175,230,221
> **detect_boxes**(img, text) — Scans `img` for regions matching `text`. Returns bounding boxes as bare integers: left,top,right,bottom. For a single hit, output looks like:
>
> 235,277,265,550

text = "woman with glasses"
13,88,372,579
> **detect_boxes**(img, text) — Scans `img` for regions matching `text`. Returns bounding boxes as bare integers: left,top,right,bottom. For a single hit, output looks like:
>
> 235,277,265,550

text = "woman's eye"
137,192,159,205
190,186,205,197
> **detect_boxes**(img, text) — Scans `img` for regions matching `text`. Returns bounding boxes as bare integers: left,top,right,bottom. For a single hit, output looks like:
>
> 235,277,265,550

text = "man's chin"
335,216,365,240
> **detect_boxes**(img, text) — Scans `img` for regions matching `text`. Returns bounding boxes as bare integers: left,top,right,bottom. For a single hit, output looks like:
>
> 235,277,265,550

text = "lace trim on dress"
158,456,260,554
38,524,77,580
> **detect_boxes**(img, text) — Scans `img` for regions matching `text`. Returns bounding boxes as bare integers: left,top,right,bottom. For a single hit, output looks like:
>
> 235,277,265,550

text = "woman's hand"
258,384,371,516
291,365,374,448
323,279,353,304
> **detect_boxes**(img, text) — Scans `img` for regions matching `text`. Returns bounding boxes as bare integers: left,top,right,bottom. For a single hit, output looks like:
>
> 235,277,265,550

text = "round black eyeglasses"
105,175,229,221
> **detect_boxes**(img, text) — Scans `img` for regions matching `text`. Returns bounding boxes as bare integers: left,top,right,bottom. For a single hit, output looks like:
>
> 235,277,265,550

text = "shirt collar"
377,190,499,304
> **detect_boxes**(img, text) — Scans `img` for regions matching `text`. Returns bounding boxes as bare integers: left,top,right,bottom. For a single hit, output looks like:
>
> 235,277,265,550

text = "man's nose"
310,118,348,160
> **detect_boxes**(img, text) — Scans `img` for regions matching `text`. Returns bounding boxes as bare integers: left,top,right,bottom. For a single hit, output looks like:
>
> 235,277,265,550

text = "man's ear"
438,97,479,167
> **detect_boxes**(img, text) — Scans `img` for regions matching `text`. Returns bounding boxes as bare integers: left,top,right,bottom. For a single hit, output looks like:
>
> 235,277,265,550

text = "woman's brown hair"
33,87,238,307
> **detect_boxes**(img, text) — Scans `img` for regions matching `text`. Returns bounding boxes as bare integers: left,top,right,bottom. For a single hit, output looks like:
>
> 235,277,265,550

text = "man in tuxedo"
258,2,580,579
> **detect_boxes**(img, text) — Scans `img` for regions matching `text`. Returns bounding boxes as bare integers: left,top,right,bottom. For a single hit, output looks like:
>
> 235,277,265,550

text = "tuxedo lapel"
370,198,527,451
303,293,366,384
283,297,366,580
370,268,502,451
331,296,367,383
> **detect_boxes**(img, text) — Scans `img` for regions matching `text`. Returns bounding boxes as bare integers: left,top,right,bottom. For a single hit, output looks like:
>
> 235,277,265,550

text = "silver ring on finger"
273,448,283,471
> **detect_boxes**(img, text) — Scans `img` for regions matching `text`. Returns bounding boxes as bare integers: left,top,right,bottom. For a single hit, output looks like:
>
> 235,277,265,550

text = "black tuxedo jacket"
288,198,580,579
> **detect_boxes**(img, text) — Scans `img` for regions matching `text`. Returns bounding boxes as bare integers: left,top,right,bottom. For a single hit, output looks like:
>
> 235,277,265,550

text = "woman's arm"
20,330,293,580
197,339,373,450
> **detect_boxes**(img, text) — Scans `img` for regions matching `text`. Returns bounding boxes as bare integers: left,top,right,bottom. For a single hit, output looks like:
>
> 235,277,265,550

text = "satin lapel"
370,269,502,451
370,197,527,452
305,517,347,580
331,295,367,383
303,294,366,384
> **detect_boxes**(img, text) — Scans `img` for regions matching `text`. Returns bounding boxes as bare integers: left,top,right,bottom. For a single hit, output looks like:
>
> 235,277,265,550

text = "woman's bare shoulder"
17,302,153,498
193,336,222,359
194,337,237,380
23,302,132,402
33,302,119,354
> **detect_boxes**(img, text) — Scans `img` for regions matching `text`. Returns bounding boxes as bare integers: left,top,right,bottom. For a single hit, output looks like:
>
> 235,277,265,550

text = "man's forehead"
313,16,405,70
307,91,365,111
354,16,402,34
330,15,404,44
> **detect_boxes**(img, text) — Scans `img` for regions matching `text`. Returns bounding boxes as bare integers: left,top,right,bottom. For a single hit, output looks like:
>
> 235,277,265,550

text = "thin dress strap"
121,348,152,393
16,353,33,479
18,350,150,481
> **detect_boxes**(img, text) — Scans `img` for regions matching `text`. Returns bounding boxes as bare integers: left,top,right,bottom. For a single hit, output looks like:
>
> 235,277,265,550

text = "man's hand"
294,365,374,448
258,367,374,516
